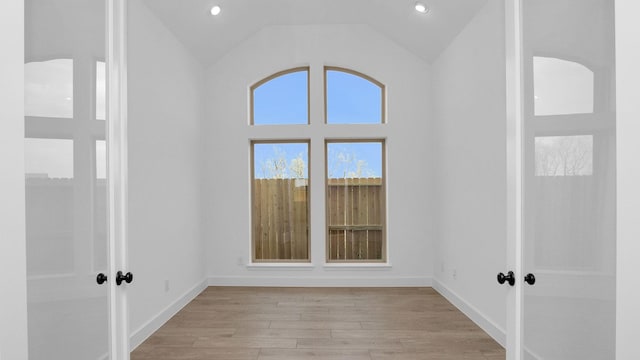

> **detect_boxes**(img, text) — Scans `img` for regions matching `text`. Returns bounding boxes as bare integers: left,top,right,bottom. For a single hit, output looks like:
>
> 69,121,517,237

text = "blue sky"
326,70,382,124
253,71,308,125
253,69,383,179
253,141,382,179
254,142,309,179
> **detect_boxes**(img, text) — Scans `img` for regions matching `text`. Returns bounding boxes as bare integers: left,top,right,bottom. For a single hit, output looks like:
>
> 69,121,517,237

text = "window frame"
324,139,387,263
250,139,312,263
248,66,388,264
249,67,311,126
324,66,386,124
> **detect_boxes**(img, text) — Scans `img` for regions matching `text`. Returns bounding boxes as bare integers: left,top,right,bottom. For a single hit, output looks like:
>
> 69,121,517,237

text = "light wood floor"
131,287,505,360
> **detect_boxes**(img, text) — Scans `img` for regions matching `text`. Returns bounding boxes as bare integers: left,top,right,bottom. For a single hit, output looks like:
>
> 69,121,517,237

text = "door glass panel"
534,135,593,177
94,140,107,272
533,57,594,116
25,0,110,359
96,62,107,121
25,138,75,276
522,0,616,359
25,59,74,118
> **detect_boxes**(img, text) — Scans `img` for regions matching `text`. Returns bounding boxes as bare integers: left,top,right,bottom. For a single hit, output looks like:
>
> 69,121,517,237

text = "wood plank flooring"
131,287,505,360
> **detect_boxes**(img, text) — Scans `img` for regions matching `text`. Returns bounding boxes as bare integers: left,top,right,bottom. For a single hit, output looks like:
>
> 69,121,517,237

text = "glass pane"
522,0,616,358
326,141,384,261
25,138,74,179
95,140,107,180
535,135,593,176
252,142,309,260
25,59,74,118
252,70,308,125
25,138,75,276
25,0,110,358
96,61,106,120
94,140,107,271
326,69,383,124
534,57,594,116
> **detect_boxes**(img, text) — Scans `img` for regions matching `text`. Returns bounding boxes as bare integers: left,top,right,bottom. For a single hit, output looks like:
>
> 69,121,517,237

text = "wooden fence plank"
254,179,262,259
253,178,381,261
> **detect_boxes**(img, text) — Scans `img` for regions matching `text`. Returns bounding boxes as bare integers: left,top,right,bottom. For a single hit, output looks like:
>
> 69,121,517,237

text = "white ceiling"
141,0,488,66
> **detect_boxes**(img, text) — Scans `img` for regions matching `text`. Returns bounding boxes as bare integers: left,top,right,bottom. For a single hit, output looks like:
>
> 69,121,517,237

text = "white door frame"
0,0,29,359
107,0,130,359
614,1,640,359
504,0,523,358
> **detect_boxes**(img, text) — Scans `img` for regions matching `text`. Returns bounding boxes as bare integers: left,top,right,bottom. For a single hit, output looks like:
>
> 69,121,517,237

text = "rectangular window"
326,140,385,262
251,141,310,261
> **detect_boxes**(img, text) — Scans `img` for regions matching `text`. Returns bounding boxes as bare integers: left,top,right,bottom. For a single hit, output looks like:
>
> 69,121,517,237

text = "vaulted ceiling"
141,0,488,65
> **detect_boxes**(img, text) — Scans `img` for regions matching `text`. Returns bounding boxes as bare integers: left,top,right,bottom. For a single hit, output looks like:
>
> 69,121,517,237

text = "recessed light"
210,5,221,16
415,2,429,14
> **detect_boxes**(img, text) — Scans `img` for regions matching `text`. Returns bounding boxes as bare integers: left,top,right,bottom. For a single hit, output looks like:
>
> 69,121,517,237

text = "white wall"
0,1,29,358
431,0,507,345
127,0,207,348
616,1,640,358
203,24,433,286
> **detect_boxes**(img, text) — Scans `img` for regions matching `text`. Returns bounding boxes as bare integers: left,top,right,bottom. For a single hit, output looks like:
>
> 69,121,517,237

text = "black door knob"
96,273,108,285
497,271,515,286
524,273,536,285
116,271,133,286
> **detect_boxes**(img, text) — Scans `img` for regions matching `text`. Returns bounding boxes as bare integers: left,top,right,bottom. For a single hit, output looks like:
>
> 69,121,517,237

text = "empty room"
2,0,640,359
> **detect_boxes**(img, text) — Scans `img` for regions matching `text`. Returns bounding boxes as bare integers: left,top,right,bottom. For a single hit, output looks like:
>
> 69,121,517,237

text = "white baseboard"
208,276,432,287
433,278,506,348
524,346,543,360
129,279,208,351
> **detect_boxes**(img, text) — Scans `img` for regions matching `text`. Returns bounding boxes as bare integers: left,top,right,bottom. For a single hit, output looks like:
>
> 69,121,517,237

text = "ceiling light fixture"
415,2,429,14
210,5,221,16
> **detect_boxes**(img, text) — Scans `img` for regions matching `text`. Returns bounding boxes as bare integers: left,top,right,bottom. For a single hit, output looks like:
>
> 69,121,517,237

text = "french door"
507,0,617,359
24,0,129,359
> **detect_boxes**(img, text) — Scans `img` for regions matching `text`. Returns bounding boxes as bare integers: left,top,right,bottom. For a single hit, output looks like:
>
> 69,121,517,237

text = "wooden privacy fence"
253,178,309,260
327,178,384,261
252,177,384,261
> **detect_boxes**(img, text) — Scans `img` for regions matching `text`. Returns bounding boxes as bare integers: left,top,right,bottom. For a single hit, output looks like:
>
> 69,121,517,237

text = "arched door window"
533,56,594,116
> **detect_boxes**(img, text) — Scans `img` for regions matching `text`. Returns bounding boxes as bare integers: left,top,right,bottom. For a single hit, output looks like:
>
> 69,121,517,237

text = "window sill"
323,263,392,270
246,263,315,270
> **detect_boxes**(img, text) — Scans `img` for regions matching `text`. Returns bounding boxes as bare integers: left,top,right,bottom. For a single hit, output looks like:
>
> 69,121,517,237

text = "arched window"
325,67,385,124
533,56,594,116
250,67,309,125
249,66,386,263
